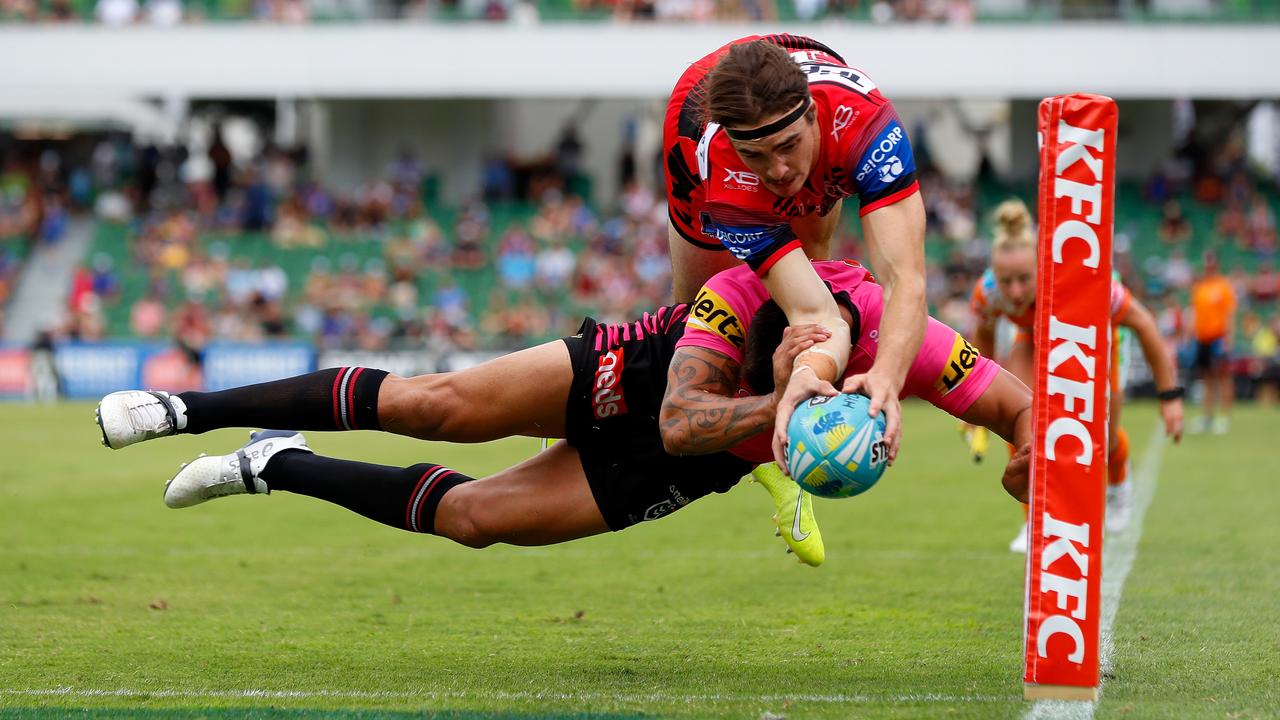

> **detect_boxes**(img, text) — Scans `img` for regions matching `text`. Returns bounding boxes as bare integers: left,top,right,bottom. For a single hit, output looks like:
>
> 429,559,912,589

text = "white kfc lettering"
1036,513,1092,663
1054,120,1106,227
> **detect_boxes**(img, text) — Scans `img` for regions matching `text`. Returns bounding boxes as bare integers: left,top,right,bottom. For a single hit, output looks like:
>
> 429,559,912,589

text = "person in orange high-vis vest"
1189,251,1237,434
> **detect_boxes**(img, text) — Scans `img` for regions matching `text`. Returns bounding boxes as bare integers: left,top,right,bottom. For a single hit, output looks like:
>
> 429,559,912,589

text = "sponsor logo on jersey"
592,347,628,419
699,214,780,261
878,156,905,183
831,105,855,141
855,124,907,183
722,169,760,191
935,332,981,395
689,286,745,349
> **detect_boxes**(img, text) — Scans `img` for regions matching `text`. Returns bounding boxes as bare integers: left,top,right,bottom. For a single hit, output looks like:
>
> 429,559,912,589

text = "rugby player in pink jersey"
96,262,1029,561
659,260,1029,499
664,35,928,563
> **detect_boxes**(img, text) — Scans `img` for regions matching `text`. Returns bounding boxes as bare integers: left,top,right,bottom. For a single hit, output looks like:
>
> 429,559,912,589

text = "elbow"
658,409,686,455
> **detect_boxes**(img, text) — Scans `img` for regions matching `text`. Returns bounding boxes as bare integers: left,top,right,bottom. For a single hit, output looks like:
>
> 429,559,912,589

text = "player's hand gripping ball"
786,393,889,498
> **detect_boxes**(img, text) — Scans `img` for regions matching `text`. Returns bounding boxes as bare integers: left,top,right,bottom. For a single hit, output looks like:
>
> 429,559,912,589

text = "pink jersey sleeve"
674,264,766,362
902,318,999,417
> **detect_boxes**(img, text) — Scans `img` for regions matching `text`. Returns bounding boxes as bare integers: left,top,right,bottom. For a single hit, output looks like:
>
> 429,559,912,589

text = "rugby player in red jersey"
664,35,927,562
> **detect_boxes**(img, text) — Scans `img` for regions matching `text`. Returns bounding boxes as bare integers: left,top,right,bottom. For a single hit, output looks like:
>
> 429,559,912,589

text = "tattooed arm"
659,346,775,456
659,325,832,456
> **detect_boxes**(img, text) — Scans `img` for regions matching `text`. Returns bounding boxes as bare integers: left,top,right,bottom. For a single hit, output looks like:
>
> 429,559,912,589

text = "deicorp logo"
689,287,745,348
593,348,627,418
855,124,906,183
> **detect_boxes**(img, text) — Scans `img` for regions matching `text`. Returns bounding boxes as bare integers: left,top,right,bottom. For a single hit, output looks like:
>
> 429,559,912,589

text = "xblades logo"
831,105,855,140
723,169,760,188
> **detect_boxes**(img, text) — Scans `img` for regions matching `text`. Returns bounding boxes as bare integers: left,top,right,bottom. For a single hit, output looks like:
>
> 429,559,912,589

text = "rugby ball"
786,393,889,498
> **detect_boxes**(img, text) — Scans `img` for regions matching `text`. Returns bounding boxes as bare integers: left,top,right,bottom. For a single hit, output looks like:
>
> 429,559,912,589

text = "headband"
723,98,812,142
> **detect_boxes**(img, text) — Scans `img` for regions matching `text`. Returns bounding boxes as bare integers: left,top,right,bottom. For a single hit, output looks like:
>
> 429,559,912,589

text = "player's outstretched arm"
1120,297,1184,442
955,366,1033,502
844,192,928,464
661,325,831,456
765,249,852,464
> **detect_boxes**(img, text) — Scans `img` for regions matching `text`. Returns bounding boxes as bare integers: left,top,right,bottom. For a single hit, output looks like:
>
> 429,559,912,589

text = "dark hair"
742,296,860,394
704,41,811,131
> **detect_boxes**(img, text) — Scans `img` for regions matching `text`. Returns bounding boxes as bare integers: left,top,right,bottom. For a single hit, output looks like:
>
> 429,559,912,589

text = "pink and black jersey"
677,261,997,464
664,35,920,274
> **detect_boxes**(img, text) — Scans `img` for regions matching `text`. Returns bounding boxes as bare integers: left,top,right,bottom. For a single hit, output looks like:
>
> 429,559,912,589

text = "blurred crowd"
0,0,977,23
33,127,679,355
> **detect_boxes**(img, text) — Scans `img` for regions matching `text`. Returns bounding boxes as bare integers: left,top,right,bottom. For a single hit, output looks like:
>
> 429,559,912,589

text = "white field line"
1024,425,1167,720
0,687,1017,705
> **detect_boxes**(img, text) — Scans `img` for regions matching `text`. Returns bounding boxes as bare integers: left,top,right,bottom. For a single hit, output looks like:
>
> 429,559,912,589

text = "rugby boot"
751,462,824,567
96,390,188,449
1105,474,1134,534
1009,521,1028,554
164,430,310,508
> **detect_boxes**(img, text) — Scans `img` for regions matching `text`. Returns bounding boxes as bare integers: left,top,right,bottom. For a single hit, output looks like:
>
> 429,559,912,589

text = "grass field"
0,401,1276,719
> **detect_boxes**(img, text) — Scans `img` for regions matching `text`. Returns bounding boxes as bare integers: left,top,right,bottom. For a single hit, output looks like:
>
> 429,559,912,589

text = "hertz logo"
689,287,745,348
935,333,980,395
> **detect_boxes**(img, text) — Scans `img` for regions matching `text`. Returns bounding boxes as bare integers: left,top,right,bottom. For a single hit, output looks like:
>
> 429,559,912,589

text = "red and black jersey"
663,35,920,273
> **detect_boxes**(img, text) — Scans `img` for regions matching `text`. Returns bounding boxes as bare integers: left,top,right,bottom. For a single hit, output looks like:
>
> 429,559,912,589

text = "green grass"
0,402,1275,719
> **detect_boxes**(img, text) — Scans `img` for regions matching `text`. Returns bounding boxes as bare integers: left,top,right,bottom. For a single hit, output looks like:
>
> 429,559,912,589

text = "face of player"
728,109,819,199
993,246,1037,313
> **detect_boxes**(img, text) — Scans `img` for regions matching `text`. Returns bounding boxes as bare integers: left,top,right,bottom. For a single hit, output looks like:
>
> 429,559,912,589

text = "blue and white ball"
786,393,889,498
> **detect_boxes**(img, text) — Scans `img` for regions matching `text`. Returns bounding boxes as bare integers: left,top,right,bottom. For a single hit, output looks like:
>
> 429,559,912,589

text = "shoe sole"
94,404,113,449
164,454,220,509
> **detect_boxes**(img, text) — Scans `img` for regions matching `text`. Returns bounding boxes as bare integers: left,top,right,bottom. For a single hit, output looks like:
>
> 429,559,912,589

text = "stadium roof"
1,24,1277,101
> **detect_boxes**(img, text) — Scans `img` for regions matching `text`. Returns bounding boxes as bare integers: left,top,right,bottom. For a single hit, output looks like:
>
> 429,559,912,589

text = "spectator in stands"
1245,194,1277,254
96,0,139,25
1217,197,1245,246
130,291,167,337
451,202,489,271
1163,247,1194,291
1250,261,1280,310
89,253,120,303
1158,199,1193,245
145,0,183,25
534,237,575,292
1240,311,1278,406
496,226,536,289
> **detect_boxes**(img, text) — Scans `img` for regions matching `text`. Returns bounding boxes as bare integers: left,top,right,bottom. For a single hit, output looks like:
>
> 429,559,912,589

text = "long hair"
703,41,811,130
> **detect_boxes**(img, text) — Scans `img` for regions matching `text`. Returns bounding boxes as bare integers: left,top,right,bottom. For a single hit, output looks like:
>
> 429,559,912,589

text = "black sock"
177,367,389,435
260,450,473,534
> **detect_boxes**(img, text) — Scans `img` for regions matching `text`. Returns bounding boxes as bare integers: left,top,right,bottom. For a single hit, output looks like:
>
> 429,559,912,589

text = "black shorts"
1193,338,1228,373
561,315,755,531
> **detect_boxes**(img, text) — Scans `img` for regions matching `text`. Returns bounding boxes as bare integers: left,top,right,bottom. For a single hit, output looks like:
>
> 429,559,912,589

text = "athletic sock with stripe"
259,451,473,534
176,367,389,435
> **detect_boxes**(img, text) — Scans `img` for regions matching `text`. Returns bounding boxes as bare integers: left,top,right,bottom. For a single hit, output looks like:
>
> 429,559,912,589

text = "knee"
381,374,465,438
433,483,500,549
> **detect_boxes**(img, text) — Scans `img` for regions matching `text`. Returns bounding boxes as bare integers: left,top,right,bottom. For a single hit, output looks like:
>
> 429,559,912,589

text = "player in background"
968,199,1185,551
664,36,927,563
659,259,1031,509
92,282,1028,553
1188,250,1237,434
